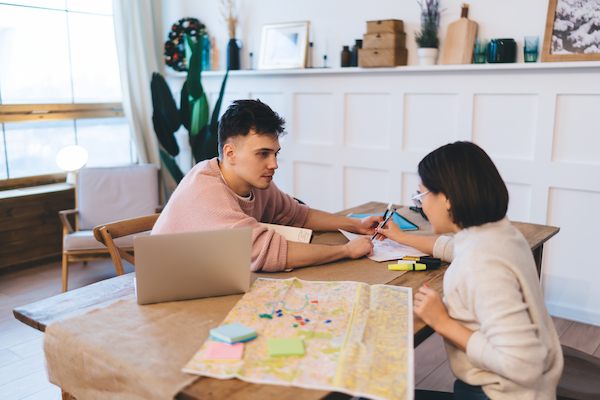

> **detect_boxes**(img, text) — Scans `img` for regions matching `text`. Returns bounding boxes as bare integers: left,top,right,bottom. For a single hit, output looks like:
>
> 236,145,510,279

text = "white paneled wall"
166,62,600,325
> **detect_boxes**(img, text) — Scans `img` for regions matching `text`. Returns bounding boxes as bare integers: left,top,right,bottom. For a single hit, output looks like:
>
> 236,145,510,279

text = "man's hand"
413,284,450,331
355,215,383,235
345,236,375,259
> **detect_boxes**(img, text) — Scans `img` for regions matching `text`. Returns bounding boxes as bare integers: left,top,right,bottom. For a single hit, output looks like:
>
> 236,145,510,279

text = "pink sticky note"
204,341,244,360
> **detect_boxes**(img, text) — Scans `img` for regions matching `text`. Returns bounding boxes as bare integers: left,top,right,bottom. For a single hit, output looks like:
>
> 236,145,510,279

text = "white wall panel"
505,182,531,223
344,94,391,149
552,94,600,165
544,187,600,326
344,167,390,209
472,94,537,160
403,94,458,152
401,172,420,207
294,162,334,212
294,93,334,145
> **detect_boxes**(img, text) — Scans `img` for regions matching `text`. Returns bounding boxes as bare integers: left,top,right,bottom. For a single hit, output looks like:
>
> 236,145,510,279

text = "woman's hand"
413,284,451,331
355,215,383,235
374,220,405,242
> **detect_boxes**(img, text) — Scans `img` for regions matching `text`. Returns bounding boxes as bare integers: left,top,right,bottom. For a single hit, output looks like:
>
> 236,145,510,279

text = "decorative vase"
351,39,362,67
227,38,240,70
341,46,352,67
417,48,439,66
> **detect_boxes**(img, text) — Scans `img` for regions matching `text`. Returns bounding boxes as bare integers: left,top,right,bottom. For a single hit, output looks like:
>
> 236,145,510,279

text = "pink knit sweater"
152,158,309,272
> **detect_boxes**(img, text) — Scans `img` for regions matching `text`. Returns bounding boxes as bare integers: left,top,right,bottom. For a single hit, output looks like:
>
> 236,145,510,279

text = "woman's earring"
447,212,450,217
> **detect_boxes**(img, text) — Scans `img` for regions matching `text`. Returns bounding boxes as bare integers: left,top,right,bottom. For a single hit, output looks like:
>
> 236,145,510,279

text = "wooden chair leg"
62,254,68,293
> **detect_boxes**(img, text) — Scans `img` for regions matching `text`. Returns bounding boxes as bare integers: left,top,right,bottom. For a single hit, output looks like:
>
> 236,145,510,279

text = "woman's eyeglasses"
411,190,430,207
410,190,430,221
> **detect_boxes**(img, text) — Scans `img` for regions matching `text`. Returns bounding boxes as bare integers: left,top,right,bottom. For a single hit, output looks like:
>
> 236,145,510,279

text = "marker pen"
388,263,427,271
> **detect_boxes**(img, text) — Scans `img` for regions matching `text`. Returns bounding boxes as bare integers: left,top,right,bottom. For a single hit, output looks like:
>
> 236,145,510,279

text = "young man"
153,99,381,272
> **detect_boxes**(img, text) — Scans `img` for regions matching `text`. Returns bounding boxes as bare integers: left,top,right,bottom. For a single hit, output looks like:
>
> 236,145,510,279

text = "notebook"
133,227,252,305
351,212,418,231
258,223,312,243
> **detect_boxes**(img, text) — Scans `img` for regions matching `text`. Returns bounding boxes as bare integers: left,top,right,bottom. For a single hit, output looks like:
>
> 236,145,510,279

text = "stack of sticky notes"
210,323,257,344
204,341,244,360
268,338,305,357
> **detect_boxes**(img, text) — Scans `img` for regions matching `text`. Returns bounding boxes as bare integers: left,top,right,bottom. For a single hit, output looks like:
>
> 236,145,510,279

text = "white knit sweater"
436,217,563,399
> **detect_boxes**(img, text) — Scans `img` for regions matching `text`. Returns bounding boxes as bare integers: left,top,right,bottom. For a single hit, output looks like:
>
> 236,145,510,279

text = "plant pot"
417,48,439,66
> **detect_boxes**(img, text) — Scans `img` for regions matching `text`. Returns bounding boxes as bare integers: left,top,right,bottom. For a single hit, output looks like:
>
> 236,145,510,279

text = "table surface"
13,202,560,400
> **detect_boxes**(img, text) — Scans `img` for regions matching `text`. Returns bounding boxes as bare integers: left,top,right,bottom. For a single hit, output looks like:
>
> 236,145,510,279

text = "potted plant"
415,0,441,66
152,32,229,184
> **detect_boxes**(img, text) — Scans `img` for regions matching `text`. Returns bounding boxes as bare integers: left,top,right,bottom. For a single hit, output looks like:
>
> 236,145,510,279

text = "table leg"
532,245,544,279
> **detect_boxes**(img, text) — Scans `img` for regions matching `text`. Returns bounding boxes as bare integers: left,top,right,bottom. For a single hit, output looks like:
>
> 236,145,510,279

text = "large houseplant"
415,0,441,66
152,34,229,183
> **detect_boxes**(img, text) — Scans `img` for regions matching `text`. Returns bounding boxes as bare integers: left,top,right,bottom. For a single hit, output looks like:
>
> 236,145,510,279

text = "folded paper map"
183,278,414,400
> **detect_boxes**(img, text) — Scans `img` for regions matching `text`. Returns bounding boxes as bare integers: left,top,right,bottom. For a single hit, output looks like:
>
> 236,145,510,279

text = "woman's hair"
418,141,508,229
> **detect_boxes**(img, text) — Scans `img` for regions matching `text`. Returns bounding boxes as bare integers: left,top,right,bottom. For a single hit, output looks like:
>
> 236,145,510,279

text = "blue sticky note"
210,323,257,344
351,212,418,231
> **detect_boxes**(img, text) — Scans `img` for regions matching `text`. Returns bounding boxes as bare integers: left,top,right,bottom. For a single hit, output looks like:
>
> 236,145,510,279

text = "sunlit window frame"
0,103,125,190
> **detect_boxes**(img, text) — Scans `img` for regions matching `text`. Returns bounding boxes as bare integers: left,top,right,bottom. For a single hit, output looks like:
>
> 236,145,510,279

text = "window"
0,0,137,188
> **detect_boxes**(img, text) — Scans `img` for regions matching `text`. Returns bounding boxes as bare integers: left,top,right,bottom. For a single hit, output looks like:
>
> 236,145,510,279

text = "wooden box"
366,19,404,34
358,47,408,67
363,32,406,49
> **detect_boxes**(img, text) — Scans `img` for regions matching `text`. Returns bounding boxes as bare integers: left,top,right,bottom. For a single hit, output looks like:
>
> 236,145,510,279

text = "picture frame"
258,21,310,70
541,0,600,62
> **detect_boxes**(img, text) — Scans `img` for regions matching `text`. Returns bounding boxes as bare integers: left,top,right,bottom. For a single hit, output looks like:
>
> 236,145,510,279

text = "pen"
371,208,396,241
402,256,440,262
382,202,393,220
388,263,427,271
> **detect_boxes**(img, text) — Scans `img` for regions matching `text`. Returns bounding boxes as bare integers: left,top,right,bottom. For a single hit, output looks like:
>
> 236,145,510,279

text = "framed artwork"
258,21,310,70
542,0,600,61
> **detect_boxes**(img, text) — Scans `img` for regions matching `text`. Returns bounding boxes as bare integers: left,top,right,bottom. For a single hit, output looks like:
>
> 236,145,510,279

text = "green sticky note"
268,338,305,357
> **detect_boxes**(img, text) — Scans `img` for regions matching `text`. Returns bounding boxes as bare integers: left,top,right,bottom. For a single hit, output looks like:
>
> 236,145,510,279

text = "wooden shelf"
166,60,600,78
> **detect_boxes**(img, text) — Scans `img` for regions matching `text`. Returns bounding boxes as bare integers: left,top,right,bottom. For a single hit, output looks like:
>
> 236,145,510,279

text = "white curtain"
112,0,163,167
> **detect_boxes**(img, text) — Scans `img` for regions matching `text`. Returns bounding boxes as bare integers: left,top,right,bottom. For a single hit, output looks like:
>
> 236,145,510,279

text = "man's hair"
218,99,286,156
418,141,509,229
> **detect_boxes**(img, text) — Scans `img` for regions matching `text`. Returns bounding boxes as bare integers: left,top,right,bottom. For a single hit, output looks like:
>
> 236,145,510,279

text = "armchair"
59,164,160,292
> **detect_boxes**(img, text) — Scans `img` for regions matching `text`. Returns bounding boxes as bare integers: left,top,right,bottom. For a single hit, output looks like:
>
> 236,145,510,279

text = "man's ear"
223,142,236,165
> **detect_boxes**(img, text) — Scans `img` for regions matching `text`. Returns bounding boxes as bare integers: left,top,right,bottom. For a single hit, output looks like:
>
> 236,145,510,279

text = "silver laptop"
133,227,252,305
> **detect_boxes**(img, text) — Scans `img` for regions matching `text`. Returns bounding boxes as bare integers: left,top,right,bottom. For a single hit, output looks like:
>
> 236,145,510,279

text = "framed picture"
542,0,600,62
258,22,310,70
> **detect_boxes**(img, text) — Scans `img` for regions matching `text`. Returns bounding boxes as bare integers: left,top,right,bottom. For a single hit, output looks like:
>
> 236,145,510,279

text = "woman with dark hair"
377,142,563,399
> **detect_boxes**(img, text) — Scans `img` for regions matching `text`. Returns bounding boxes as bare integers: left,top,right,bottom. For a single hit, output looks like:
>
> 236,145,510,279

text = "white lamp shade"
56,145,88,172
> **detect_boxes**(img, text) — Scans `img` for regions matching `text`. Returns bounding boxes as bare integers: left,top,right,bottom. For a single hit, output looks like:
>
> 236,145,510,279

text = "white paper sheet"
338,229,429,262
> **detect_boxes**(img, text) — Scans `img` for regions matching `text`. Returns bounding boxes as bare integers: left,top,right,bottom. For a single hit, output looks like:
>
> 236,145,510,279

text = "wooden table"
13,202,559,400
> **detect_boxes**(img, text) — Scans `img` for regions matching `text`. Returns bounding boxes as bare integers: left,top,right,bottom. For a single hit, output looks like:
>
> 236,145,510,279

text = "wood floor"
1,260,600,399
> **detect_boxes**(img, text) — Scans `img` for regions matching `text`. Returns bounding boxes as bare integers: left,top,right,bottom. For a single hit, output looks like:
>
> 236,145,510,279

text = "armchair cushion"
77,165,159,230
64,230,150,251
